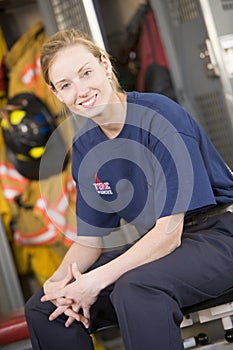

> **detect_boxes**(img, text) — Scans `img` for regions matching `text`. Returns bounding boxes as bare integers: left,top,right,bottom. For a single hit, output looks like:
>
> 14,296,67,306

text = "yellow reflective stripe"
14,224,59,245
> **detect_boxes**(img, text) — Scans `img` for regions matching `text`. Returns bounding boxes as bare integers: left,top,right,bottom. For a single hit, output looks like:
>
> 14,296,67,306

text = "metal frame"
37,0,105,49
0,217,24,313
199,0,233,130
150,0,233,167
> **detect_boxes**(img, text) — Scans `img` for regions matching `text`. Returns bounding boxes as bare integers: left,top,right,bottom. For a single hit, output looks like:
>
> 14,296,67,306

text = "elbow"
172,234,182,250
167,234,182,255
175,236,182,249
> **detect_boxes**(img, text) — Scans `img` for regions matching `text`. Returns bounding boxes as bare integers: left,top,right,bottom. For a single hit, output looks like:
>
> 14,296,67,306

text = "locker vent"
50,0,91,35
221,0,233,10
168,0,199,25
195,91,232,165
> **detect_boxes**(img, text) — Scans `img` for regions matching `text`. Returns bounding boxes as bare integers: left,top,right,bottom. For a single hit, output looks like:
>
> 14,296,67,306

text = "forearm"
90,214,184,289
40,214,184,324
48,238,103,283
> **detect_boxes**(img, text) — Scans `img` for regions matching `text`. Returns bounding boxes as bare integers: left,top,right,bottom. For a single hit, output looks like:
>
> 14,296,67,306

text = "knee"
110,267,183,325
25,288,53,323
25,288,42,312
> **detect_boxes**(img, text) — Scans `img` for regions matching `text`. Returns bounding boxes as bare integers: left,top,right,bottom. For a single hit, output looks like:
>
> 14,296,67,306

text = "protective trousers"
25,211,233,350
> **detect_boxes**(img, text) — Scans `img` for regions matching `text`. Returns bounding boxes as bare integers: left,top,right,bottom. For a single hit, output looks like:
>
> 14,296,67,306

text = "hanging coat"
136,7,176,101
0,138,77,284
0,26,7,108
4,21,61,116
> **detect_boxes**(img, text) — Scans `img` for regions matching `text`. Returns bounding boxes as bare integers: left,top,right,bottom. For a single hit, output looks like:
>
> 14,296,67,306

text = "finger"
41,291,63,302
72,304,80,313
80,314,90,329
64,308,89,329
56,297,73,306
82,306,90,321
71,262,81,279
64,308,81,322
65,316,75,328
61,264,74,286
49,305,67,321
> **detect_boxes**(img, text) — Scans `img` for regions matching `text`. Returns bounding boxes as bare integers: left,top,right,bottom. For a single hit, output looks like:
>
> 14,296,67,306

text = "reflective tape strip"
14,224,59,245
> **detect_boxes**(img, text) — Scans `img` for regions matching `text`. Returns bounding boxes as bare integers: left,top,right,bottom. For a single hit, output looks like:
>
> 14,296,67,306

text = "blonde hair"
40,29,123,93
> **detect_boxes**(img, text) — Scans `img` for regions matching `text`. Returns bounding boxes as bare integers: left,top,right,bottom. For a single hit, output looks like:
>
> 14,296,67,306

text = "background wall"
98,0,146,57
0,1,41,48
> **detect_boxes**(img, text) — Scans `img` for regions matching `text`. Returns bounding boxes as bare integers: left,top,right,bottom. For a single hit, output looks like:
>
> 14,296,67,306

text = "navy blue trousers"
25,211,233,350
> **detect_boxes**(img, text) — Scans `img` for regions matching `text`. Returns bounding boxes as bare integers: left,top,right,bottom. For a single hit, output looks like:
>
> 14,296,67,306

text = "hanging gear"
0,26,7,108
4,21,62,116
135,6,176,101
0,93,68,180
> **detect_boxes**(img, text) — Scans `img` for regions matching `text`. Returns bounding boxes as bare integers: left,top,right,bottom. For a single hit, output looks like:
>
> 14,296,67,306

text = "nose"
74,79,90,98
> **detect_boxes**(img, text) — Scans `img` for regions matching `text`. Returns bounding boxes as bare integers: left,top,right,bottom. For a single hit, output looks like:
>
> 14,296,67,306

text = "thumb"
71,262,81,279
61,264,73,287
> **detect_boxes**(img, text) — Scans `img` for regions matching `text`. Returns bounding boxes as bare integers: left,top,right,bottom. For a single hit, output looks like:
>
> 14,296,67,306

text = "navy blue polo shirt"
72,92,233,237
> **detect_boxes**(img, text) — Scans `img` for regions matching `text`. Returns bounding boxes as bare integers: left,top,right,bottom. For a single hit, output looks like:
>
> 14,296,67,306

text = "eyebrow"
54,61,91,88
78,62,91,73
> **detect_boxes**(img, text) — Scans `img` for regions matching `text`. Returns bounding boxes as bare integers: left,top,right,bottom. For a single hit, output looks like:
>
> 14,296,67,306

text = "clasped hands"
41,263,98,328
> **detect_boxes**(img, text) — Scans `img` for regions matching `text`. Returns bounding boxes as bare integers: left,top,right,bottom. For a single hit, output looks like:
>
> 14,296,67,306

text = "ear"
100,52,112,76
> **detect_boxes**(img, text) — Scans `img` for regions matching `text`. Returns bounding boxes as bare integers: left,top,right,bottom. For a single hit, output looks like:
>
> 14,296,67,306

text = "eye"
83,70,92,78
61,82,70,90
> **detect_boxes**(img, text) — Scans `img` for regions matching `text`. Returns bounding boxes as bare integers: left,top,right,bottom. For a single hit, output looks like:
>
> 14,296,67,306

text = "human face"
49,44,114,119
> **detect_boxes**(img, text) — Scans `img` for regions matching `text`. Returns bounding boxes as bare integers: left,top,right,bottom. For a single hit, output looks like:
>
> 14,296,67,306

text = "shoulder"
127,91,178,110
127,91,187,120
126,91,198,137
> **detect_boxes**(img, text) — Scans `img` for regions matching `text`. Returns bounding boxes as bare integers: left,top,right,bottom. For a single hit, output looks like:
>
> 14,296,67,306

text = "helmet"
1,93,68,180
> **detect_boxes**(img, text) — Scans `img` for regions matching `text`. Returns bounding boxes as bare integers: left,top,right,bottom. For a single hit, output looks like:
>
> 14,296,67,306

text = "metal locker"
0,217,24,313
150,0,233,168
37,0,105,49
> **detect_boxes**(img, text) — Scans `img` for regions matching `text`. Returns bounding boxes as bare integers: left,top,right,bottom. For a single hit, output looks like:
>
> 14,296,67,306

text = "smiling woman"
41,30,124,121
43,37,126,134
24,28,233,350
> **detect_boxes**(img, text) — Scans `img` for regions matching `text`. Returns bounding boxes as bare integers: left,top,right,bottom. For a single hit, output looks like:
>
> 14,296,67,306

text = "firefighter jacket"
4,20,61,116
0,127,77,285
0,26,7,108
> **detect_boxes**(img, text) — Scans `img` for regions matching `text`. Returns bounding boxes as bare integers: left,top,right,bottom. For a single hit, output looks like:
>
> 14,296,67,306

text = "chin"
85,105,106,119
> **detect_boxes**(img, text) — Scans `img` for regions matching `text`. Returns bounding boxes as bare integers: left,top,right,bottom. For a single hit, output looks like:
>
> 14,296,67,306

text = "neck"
94,92,127,139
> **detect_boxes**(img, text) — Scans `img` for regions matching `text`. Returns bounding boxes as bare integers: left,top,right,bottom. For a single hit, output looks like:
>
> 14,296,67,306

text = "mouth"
80,94,97,109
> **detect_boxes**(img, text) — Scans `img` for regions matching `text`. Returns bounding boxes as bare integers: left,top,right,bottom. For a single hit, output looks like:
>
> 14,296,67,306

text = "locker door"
0,217,24,312
150,0,233,168
37,0,105,49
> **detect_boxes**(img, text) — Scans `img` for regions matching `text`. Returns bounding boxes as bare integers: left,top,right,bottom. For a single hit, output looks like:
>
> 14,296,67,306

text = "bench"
0,308,30,349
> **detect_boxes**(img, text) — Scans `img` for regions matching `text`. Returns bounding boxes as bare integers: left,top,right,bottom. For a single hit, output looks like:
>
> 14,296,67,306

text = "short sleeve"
152,132,216,219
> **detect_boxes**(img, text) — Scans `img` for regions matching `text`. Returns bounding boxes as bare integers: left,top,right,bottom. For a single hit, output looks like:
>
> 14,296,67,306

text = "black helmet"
1,93,68,180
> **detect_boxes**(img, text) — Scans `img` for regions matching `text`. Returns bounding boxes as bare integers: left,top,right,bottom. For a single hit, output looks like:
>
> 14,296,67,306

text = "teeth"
82,95,96,107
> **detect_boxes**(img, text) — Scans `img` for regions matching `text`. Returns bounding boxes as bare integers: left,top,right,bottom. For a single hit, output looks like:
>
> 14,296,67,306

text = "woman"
25,29,233,350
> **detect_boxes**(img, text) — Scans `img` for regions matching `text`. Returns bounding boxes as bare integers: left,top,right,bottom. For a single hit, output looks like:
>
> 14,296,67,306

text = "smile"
80,94,97,108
